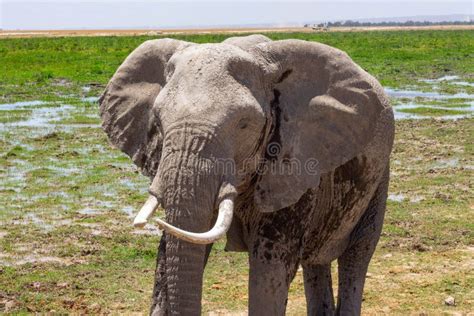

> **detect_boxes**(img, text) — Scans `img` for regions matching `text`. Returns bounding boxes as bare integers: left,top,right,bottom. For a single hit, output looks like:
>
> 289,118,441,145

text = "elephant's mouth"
133,194,234,245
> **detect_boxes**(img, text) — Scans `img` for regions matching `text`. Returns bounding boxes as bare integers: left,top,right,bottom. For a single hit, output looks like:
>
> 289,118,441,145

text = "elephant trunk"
165,234,208,315
150,192,213,315
150,233,210,316
149,141,236,315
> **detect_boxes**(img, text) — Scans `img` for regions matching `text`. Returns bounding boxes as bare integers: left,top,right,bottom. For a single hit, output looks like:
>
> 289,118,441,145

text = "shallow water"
392,111,423,120
1,254,74,267
394,102,474,112
385,88,474,100
122,206,135,216
432,158,460,169
400,113,470,120
419,75,460,83
384,85,474,120
0,99,101,131
81,96,99,103
119,178,147,193
2,85,473,127
47,165,82,176
391,102,474,120
452,81,474,87
78,207,101,215
0,100,53,110
388,193,406,202
419,75,474,87
1,104,73,127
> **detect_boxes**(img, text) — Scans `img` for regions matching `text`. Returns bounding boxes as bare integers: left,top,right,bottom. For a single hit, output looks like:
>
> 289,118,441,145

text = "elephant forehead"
160,45,263,106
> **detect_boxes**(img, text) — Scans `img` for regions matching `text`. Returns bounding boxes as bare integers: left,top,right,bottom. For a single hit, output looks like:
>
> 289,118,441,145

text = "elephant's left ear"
252,40,392,212
99,39,193,177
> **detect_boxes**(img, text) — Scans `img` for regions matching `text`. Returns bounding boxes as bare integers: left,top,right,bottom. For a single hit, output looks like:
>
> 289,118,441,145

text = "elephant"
99,34,394,315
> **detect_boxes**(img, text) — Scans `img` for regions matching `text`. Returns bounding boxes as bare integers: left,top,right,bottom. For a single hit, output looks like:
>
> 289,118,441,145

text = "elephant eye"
237,118,249,129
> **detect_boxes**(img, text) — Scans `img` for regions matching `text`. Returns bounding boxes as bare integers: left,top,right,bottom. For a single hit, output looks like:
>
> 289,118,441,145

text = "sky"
1,0,472,30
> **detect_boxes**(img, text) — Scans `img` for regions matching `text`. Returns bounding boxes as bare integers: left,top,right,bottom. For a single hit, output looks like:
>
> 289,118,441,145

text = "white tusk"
133,195,234,244
155,199,234,245
133,195,159,228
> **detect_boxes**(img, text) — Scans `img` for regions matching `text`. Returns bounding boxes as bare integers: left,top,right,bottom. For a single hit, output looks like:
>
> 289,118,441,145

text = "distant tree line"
305,20,473,28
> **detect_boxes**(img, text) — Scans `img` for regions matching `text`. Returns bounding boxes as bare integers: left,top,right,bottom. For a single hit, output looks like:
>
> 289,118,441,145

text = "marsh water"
385,75,474,119
0,94,472,134
0,77,472,238
1,76,473,130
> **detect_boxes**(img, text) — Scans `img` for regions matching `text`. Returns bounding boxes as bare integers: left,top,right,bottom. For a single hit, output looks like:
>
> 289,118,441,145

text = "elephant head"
99,35,389,314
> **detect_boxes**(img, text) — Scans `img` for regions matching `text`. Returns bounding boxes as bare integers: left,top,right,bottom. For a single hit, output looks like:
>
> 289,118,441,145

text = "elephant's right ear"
99,39,192,177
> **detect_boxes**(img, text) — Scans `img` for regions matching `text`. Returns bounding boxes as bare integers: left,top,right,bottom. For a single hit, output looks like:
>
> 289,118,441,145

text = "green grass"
0,109,32,123
423,102,472,108
58,114,101,125
433,103,471,108
398,97,473,108
397,107,471,116
1,30,473,102
0,30,473,314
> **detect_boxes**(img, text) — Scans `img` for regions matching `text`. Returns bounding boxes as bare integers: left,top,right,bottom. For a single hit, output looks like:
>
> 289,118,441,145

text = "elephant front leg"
302,263,335,315
248,239,299,316
336,171,389,315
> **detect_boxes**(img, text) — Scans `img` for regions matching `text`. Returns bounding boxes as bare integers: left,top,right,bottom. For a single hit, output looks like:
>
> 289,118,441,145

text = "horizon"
1,0,472,31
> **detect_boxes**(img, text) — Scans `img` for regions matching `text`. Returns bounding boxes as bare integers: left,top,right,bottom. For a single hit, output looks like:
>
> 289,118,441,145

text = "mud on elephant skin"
99,34,394,315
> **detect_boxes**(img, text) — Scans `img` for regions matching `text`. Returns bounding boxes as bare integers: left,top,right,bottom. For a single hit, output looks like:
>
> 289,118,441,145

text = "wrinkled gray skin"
99,35,394,315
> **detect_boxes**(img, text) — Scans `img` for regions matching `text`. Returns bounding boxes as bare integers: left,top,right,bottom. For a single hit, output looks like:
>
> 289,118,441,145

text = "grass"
1,30,473,102
432,103,471,108
0,30,473,314
424,103,472,108
397,107,470,116
404,97,473,108
0,109,32,123
58,114,101,125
